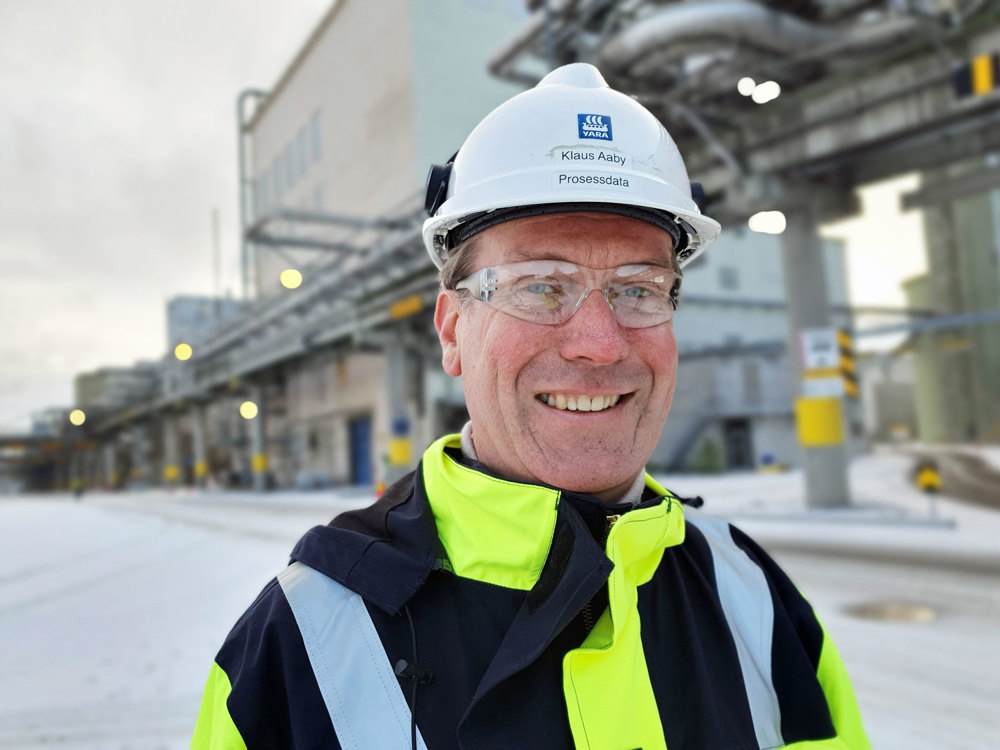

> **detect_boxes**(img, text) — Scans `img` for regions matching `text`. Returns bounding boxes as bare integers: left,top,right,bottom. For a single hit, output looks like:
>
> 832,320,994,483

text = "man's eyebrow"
503,248,673,268
504,248,566,262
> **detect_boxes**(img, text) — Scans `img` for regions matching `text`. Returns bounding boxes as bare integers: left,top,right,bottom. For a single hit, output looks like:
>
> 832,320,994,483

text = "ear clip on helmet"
425,151,458,216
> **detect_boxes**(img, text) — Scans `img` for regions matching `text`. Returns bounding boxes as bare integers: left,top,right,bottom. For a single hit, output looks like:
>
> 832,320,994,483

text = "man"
193,64,869,749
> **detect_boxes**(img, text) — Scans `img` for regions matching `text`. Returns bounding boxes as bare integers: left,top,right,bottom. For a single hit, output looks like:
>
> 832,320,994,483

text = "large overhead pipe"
599,1,834,75
598,0,922,78
489,0,579,85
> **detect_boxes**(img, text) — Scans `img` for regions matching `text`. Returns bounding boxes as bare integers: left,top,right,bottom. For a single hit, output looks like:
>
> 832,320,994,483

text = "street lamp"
239,400,259,420
751,80,781,104
748,210,787,234
280,269,303,289
69,409,86,426
737,77,756,96
174,342,193,361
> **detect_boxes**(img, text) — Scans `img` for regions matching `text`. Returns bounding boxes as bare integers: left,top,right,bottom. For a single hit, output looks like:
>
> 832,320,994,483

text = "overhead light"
280,268,303,289
737,77,756,96
748,210,787,234
69,409,86,426
752,80,781,104
239,400,259,420
174,342,193,361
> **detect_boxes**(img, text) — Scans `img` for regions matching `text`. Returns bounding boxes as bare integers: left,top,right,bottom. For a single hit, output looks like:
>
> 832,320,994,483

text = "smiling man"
193,64,869,750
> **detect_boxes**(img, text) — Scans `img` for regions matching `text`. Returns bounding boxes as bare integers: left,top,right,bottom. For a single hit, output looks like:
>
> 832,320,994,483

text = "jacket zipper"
580,513,620,635
581,601,595,633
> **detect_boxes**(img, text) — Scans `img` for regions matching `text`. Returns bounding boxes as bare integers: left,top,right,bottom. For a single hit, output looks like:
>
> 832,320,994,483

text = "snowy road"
0,492,343,749
1,458,997,749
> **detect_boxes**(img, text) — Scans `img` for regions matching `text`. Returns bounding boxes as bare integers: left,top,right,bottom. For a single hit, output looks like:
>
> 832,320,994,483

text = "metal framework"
40,0,999,496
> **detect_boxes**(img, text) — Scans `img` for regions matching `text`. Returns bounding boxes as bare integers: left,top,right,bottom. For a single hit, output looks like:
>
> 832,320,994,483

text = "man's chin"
522,452,640,500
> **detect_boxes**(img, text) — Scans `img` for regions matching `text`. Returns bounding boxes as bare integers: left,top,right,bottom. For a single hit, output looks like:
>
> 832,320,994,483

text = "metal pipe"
669,102,744,178
598,1,834,75
237,89,268,301
251,207,412,232
488,0,577,84
247,233,360,254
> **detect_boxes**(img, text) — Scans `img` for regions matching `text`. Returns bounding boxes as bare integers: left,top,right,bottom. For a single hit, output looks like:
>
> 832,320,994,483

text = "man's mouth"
535,392,627,412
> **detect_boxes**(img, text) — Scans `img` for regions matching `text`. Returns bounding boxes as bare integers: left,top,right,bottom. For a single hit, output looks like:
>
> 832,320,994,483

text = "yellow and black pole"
794,328,858,480
243,387,269,492
793,324,852,507
385,344,414,487
838,329,858,400
191,403,209,488
782,199,852,509
953,51,1000,100
162,414,181,487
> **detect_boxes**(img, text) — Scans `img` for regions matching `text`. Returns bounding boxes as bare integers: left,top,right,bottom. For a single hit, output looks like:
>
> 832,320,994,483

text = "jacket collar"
422,434,561,591
289,433,680,614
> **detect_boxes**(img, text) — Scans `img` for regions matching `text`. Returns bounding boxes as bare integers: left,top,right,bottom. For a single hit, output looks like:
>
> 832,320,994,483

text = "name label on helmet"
554,172,635,192
578,114,612,141
558,148,629,168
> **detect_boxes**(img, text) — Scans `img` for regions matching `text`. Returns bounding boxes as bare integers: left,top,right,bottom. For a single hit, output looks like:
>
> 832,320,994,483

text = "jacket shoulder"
194,576,341,749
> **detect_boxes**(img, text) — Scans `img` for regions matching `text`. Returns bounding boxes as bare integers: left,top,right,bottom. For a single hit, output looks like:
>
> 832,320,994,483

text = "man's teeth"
540,393,622,412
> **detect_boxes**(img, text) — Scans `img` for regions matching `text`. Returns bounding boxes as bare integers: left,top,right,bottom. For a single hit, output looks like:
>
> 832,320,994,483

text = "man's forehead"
479,212,676,267
498,247,674,269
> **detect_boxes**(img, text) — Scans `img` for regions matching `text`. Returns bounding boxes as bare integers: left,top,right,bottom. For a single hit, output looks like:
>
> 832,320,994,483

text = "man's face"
434,212,679,502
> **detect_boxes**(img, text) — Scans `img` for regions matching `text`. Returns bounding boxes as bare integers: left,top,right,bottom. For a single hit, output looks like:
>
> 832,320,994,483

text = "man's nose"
557,289,630,365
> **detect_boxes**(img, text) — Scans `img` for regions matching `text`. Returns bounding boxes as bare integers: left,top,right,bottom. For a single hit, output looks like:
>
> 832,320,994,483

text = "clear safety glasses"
455,260,680,329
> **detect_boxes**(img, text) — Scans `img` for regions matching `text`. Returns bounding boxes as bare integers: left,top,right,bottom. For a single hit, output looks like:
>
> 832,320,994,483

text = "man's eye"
621,286,653,298
523,282,562,296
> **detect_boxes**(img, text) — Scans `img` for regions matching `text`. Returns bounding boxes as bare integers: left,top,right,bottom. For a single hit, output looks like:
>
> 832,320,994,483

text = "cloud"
0,0,331,430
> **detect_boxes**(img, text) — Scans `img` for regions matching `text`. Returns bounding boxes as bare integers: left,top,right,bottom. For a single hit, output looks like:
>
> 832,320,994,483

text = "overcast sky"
0,0,330,431
0,1,929,432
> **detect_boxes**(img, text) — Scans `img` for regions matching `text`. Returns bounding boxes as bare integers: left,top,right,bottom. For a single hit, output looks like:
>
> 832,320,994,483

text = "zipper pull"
605,513,620,528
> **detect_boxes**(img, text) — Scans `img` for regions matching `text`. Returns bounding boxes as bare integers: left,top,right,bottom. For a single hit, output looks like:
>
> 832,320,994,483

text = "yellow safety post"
795,397,845,447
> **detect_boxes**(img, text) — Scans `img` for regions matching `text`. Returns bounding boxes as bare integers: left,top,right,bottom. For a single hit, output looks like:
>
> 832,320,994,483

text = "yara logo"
578,113,612,140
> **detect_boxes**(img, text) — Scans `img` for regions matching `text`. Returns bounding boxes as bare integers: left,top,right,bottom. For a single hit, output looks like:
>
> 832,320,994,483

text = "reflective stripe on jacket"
193,434,869,749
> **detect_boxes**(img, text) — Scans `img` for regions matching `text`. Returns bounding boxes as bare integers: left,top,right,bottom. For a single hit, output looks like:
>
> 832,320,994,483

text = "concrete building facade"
240,0,530,487
907,156,1000,442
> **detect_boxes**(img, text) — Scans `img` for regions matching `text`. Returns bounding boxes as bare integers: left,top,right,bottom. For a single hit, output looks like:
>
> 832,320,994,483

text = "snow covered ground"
0,455,997,749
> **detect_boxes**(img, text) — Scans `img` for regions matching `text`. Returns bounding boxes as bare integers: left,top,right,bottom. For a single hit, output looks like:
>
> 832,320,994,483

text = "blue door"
348,416,372,485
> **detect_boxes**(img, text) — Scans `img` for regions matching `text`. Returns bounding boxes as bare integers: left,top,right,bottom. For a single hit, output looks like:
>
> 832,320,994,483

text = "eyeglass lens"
458,260,678,328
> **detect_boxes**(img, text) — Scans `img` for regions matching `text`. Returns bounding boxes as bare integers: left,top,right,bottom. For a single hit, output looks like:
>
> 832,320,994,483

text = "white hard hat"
423,63,720,269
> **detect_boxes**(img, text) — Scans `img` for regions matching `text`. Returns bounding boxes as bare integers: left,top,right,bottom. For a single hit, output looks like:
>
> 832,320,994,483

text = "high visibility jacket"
193,434,869,749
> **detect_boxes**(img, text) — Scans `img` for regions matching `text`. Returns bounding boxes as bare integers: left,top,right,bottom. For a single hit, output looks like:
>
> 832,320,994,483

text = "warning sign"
799,328,840,370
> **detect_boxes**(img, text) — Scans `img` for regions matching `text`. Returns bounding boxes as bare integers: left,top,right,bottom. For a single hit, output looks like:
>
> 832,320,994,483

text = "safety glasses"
455,259,680,328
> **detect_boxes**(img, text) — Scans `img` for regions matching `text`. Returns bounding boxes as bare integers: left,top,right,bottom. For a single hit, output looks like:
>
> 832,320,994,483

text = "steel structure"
20,0,999,496
486,0,1000,507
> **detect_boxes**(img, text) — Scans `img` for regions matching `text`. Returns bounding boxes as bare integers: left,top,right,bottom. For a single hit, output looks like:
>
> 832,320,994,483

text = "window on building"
273,157,283,200
285,142,295,187
310,110,322,162
314,185,324,210
719,266,739,290
258,175,270,215
297,127,308,176
743,360,762,406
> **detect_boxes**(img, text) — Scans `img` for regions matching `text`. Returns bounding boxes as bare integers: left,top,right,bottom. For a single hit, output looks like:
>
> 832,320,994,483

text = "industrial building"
5,0,1000,502
904,156,1000,442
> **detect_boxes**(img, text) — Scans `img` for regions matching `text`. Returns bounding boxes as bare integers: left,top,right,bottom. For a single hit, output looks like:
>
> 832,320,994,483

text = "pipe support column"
781,200,851,508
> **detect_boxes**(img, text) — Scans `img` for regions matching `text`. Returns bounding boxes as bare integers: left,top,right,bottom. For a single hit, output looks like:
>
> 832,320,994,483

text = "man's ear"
434,290,462,376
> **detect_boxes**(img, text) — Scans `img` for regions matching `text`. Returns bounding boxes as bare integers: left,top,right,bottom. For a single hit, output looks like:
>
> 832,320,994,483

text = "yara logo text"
578,113,612,140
